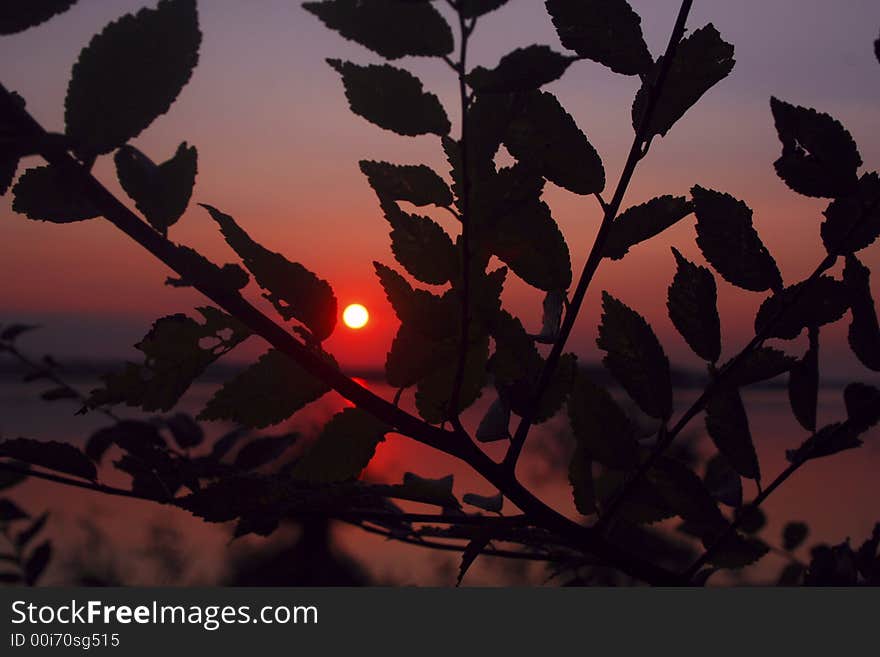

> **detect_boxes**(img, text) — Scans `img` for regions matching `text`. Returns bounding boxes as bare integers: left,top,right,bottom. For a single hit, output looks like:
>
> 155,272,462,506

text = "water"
1,378,877,586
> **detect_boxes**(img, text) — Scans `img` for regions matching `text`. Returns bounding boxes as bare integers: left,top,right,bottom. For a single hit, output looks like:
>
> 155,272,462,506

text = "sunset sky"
1,0,879,380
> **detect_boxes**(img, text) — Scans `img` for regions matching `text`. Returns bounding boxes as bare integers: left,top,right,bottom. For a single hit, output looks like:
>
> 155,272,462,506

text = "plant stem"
503,0,695,472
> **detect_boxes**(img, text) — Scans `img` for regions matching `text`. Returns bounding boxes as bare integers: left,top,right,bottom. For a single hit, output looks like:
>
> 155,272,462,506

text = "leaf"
724,347,796,387
844,256,880,370
374,262,458,341
690,186,782,292
783,521,809,551
804,542,858,586
597,292,672,420
736,506,766,534
199,350,332,429
704,453,742,508
88,307,250,412
821,173,880,255
648,457,726,529
507,353,577,424
359,160,452,208
785,422,864,465
401,472,457,509
0,324,40,342
633,24,735,137
503,90,604,195
705,386,760,481
16,512,49,548
754,276,850,340
211,427,250,461
459,0,508,18
475,397,511,443
12,165,98,222
164,413,203,449
65,0,201,158
0,0,77,34
467,45,576,93
458,531,492,586
385,324,443,389
165,244,250,291
788,327,819,431
595,468,672,524
603,196,692,260
0,462,28,491
291,409,388,483
545,0,652,76
844,383,880,433
537,290,564,342
303,0,453,60
489,310,542,385
667,247,721,363
382,200,457,285
203,204,337,341
462,492,503,513
567,446,595,515
114,142,197,234
567,373,639,469
0,499,28,522
0,152,18,196
234,435,297,471
415,335,488,423
0,438,96,481
777,563,805,586
24,540,51,585
328,59,450,136
770,97,861,198
702,532,769,570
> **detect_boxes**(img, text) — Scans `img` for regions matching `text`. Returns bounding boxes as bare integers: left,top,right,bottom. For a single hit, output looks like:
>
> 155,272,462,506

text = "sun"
342,303,369,329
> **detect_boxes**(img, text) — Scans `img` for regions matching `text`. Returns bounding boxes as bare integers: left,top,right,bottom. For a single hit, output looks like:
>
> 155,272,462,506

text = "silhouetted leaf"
804,542,858,586
537,290,564,342
374,262,458,340
633,24,735,137
230,435,294,471
385,324,443,388
460,0,508,18
567,373,638,469
843,255,880,371
203,204,337,341
504,90,604,195
754,276,850,340
844,382,880,433
165,244,250,291
821,173,880,255
856,523,879,580
704,453,742,508
783,521,809,551
0,0,77,34
0,438,96,481
705,386,760,480
359,160,453,208
770,98,861,198
597,292,672,420
545,0,652,76
463,491,503,513
211,427,250,461
736,506,766,534
400,473,457,509
724,347,796,387
24,541,51,585
785,421,865,465
164,413,203,449
468,45,576,92
458,530,492,586
690,186,782,292
382,199,457,285
415,335,488,423
0,499,28,522
0,324,39,342
475,397,511,443
595,468,673,524
16,512,49,548
291,409,388,483
489,310,541,385
777,563,804,586
603,196,692,260
303,0,453,60
89,307,250,412
0,153,17,196
65,0,201,158
12,165,98,222
649,456,726,529
328,59,450,136
568,446,595,515
788,327,819,431
667,247,721,363
199,350,332,429
114,142,197,234
702,532,768,570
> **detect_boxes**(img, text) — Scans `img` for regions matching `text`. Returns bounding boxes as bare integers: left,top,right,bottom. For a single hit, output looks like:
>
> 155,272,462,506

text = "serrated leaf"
603,196,692,260
382,199,457,285
843,255,880,371
804,542,859,586
503,90,604,195
595,468,673,524
633,24,735,137
467,45,576,92
702,532,769,570
166,244,250,291
508,353,577,423
114,142,197,234
462,491,503,513
597,292,672,420
374,262,458,340
704,453,742,508
475,397,511,443
199,350,332,429
24,541,51,585
12,165,98,222
203,204,337,341
88,307,250,412
667,247,721,362
844,383,880,433
783,521,809,551
0,438,96,481
385,324,444,388
545,0,652,76
234,434,298,471
821,173,880,255
770,97,861,198
690,186,782,292
459,0,508,18
705,386,760,480
415,335,488,423
65,0,201,158
291,409,388,483
724,347,796,387
648,456,727,529
303,0,453,60
788,328,819,431
754,276,850,340
567,373,638,469
164,413,203,449
567,446,595,515
328,59,450,136
785,422,864,465
0,0,77,34
359,160,452,208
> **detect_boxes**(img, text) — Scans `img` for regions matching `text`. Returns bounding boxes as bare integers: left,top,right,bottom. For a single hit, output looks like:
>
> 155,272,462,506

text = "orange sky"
1,0,879,380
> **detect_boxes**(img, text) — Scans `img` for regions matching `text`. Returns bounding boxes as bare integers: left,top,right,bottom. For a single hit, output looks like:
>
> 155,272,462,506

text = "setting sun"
342,303,369,329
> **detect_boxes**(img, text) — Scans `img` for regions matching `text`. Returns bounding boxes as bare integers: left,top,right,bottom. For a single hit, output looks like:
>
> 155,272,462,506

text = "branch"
503,0,696,471
0,460,160,502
